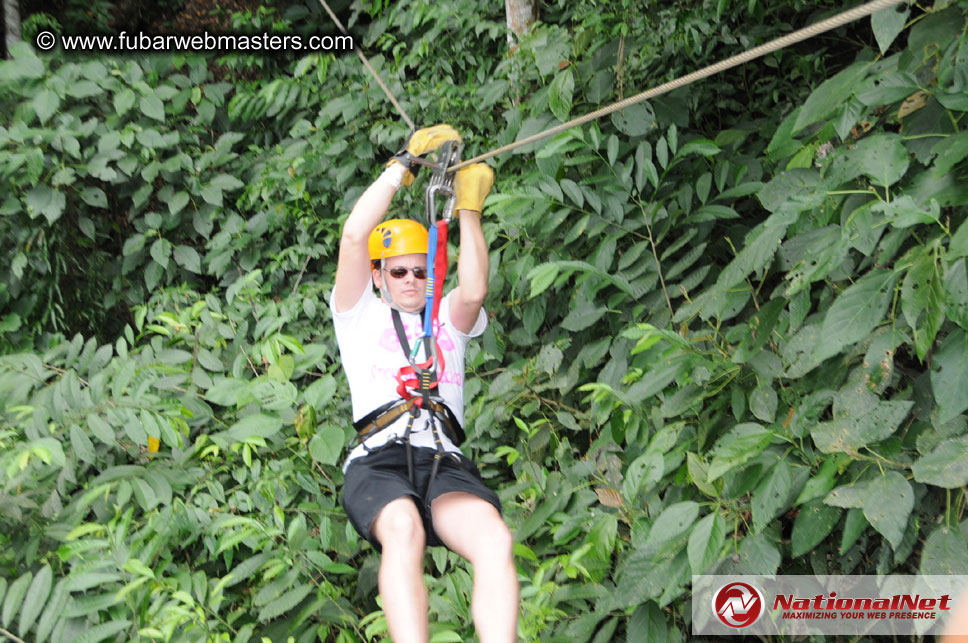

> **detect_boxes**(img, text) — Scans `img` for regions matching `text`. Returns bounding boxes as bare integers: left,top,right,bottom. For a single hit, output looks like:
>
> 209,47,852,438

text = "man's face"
374,253,427,313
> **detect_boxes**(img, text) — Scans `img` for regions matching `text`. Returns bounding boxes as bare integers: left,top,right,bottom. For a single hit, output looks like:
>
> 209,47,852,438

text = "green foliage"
2,0,968,640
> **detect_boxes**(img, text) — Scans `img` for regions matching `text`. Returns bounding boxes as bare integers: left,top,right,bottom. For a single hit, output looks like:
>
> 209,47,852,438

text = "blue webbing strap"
423,224,438,338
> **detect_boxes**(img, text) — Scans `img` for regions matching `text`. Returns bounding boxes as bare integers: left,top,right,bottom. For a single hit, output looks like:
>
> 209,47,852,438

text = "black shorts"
341,443,502,550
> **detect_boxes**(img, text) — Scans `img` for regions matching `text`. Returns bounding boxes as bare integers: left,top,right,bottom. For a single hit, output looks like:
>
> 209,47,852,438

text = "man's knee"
374,497,426,550
468,515,514,566
484,519,514,563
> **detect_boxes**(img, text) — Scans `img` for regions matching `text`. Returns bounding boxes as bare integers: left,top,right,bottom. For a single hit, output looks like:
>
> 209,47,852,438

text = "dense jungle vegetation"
1,0,968,640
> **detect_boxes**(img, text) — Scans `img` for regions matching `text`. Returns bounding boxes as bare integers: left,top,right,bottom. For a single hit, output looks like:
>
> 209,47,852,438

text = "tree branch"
0,626,27,643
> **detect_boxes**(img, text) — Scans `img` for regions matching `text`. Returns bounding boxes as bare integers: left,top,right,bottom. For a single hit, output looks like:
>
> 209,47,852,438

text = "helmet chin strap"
381,288,425,314
377,268,425,314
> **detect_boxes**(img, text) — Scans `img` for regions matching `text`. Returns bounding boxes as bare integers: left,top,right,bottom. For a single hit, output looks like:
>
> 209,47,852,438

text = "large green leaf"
811,399,912,454
86,414,115,445
226,413,283,441
113,88,135,114
73,620,132,643
861,471,913,550
841,508,869,553
528,260,642,298
738,532,781,574
795,454,845,505
913,435,968,488
624,353,693,404
715,220,788,289
919,526,968,575
930,130,968,176
549,68,575,121
25,185,66,224
149,238,171,269
70,424,96,464
871,5,911,54
791,499,841,558
1,572,31,628
752,460,792,533
257,583,314,622
815,270,896,362
749,385,777,423
646,501,699,549
140,93,165,121
855,71,920,106
209,173,245,190
560,300,607,332
930,329,968,423
951,220,968,259
873,195,940,228
308,428,345,466
611,102,655,137
18,563,52,636
627,602,671,643
825,479,871,508
944,259,968,329
687,511,726,574
173,245,202,273
32,89,60,124
825,134,910,187
707,423,772,481
34,578,67,643
793,61,869,133
781,323,823,378
168,191,190,216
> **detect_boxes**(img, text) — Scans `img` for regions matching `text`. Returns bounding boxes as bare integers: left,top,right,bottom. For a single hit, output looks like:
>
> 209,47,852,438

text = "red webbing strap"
394,346,446,400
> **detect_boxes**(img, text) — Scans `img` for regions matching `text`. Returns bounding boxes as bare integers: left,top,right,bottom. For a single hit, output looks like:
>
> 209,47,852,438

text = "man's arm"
332,165,405,313
449,209,489,334
449,163,495,334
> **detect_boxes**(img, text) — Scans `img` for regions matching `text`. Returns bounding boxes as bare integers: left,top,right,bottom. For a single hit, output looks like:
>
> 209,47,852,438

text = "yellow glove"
454,163,494,214
387,124,462,186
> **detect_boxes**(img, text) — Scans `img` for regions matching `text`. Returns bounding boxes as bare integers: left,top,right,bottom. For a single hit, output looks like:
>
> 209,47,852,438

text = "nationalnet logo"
712,581,765,628
694,575,968,636
774,590,953,619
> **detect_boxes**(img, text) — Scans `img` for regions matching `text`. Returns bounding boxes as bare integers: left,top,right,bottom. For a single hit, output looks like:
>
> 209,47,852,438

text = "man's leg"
431,492,519,643
372,496,428,643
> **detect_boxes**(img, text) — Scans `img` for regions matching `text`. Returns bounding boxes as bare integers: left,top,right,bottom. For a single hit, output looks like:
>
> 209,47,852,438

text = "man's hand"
388,124,462,186
454,163,495,215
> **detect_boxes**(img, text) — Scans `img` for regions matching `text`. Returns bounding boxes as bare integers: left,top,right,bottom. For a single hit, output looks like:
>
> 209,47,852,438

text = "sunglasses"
385,266,428,280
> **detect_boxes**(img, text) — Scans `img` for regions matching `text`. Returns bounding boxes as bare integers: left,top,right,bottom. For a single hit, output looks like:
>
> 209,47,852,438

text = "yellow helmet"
368,219,428,263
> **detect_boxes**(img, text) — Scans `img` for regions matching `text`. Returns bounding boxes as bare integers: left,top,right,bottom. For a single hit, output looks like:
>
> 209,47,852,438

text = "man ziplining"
329,124,519,643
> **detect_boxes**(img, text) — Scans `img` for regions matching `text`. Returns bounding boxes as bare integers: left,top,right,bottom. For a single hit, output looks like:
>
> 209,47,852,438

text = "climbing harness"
353,142,465,504
352,397,464,446
314,0,908,170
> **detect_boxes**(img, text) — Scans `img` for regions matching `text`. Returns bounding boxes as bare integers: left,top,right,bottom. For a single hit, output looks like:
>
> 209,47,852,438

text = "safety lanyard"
420,140,461,341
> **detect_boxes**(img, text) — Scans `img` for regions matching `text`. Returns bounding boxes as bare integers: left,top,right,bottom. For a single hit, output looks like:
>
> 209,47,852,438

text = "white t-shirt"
331,285,487,468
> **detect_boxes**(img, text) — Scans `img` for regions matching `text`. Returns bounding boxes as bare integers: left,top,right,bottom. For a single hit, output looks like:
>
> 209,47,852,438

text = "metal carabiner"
424,140,462,226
